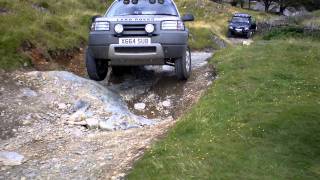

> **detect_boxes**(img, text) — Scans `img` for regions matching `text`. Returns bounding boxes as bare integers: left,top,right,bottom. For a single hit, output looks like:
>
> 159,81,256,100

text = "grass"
0,0,273,69
128,38,320,179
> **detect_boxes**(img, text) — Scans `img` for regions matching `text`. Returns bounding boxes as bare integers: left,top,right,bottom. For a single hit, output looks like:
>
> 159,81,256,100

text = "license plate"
119,38,151,45
236,28,242,32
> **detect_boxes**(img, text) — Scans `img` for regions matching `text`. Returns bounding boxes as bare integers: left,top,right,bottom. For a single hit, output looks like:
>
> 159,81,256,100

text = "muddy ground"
0,51,214,179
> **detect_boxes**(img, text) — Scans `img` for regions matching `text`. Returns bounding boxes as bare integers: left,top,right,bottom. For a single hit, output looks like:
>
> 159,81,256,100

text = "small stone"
69,110,87,122
134,103,146,111
22,120,32,126
0,151,25,166
243,40,253,46
86,118,100,129
99,120,115,131
162,100,171,108
57,103,67,110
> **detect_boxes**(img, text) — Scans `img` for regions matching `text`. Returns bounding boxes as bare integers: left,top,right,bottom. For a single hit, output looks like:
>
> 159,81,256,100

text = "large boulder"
23,71,154,130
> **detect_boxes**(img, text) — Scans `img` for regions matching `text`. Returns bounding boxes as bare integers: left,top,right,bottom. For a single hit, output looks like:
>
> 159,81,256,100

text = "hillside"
0,0,272,70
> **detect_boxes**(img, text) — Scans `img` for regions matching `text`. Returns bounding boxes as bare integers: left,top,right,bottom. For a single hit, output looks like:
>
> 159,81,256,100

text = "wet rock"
0,151,25,166
134,103,146,111
20,88,38,97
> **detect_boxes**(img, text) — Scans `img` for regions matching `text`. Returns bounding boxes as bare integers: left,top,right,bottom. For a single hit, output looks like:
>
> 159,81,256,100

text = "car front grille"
122,24,148,36
114,46,157,53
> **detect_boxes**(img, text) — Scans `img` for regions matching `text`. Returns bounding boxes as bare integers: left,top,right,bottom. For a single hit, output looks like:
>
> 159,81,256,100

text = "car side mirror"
181,13,194,22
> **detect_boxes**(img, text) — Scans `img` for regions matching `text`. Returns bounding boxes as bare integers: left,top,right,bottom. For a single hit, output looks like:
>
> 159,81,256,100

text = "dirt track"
0,51,214,179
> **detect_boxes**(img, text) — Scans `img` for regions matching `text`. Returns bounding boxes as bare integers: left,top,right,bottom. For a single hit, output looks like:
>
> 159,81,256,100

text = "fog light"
145,24,155,33
115,24,124,34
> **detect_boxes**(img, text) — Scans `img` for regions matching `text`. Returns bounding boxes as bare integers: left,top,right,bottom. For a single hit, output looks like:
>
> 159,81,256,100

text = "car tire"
246,31,252,39
227,30,233,38
175,47,191,80
86,48,108,81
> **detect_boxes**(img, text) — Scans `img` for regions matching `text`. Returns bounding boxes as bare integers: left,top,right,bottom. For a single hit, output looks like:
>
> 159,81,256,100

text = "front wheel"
227,30,233,38
175,47,191,80
86,49,108,81
246,31,253,39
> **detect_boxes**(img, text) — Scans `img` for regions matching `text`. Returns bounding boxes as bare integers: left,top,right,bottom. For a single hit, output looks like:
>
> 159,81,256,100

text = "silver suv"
86,0,194,81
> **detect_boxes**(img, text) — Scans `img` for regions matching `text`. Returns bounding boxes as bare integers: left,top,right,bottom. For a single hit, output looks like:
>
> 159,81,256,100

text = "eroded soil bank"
0,51,214,179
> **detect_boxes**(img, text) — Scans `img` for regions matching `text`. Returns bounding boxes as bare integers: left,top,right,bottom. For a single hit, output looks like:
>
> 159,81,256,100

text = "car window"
231,17,249,23
106,0,178,17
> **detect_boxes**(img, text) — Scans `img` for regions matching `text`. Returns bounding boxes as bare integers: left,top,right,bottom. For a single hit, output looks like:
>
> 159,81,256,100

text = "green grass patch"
128,38,320,179
262,26,320,40
0,0,108,69
188,27,219,50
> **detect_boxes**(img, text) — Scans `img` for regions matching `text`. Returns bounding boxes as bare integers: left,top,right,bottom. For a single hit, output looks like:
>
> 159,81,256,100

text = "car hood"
229,22,250,28
96,15,181,22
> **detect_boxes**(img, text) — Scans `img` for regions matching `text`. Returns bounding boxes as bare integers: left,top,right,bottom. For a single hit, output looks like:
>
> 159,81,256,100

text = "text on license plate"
119,38,151,45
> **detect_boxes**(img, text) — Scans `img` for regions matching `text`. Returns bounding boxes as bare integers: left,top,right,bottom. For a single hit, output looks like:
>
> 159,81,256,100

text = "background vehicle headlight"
229,26,233,29
245,27,249,30
115,24,124,34
91,21,110,31
161,21,185,31
145,24,155,33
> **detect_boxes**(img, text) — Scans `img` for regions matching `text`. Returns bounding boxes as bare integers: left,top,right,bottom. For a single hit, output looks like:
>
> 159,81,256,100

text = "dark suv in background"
227,13,257,38
86,0,194,81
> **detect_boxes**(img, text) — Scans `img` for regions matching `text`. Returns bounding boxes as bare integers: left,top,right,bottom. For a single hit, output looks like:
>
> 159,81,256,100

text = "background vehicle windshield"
231,17,249,23
106,0,178,17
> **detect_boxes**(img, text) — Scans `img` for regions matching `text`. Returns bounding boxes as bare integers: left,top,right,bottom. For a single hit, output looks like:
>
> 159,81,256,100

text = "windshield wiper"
152,13,177,16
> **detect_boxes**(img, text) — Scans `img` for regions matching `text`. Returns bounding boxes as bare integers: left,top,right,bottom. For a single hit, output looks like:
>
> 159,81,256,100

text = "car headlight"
229,26,233,29
91,21,110,31
145,24,155,33
114,24,124,34
245,27,249,30
161,21,185,31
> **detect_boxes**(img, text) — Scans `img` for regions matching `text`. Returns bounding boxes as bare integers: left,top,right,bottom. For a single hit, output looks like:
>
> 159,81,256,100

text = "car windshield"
231,17,249,23
106,0,178,17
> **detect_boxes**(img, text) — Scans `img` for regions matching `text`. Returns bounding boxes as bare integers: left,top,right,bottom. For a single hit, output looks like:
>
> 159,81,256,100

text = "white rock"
243,40,253,46
57,103,67,110
162,100,171,108
0,151,25,166
134,103,146,111
69,110,87,122
86,118,100,129
99,120,115,131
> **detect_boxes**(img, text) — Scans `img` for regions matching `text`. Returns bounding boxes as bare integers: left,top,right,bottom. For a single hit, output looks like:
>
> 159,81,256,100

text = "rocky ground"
0,51,214,179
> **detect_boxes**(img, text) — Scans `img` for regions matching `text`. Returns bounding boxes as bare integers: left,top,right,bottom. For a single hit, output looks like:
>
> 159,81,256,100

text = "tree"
259,0,275,12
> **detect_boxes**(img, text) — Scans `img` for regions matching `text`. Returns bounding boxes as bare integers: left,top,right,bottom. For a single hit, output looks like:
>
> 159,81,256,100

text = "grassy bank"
128,38,320,179
0,0,107,69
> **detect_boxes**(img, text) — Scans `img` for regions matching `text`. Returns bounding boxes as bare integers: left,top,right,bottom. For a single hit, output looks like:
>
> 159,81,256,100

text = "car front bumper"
229,28,250,35
88,31,188,65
